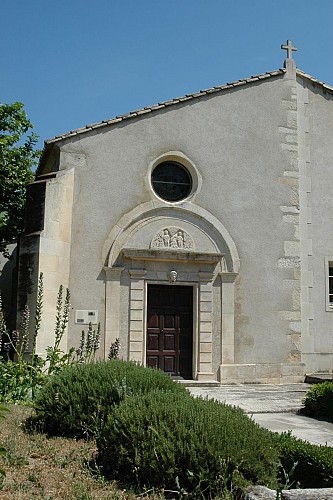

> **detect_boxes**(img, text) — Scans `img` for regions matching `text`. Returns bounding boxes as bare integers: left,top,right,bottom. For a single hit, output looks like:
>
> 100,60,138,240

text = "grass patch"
2,397,333,498
0,404,161,499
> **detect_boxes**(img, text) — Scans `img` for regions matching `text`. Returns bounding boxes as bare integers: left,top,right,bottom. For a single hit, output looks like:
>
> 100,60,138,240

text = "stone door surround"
104,248,237,381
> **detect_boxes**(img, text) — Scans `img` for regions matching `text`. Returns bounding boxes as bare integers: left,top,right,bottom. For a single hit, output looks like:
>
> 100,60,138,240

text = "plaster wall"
54,75,296,372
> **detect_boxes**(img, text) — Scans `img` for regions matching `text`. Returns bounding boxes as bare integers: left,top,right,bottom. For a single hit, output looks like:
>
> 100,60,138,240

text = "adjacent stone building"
18,42,333,383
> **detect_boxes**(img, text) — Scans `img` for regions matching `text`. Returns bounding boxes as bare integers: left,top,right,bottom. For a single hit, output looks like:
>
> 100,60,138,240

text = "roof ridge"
44,68,285,145
296,68,333,92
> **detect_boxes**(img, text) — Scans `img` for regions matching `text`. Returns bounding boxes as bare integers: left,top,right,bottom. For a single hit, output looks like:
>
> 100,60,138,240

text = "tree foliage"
0,102,40,257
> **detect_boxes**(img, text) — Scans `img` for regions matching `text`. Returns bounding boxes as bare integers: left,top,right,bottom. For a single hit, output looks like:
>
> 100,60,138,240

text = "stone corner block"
281,362,305,377
219,363,256,383
196,372,216,381
255,363,281,379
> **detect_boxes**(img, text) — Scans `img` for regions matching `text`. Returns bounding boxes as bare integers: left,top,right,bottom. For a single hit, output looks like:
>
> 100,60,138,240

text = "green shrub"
96,390,280,496
276,431,333,489
0,276,77,403
31,360,188,438
302,381,333,418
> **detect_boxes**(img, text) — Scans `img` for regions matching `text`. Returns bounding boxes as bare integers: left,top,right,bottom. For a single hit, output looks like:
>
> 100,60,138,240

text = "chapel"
17,41,333,383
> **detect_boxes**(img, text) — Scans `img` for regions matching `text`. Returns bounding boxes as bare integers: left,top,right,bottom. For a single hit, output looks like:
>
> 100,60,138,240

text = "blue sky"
2,0,333,150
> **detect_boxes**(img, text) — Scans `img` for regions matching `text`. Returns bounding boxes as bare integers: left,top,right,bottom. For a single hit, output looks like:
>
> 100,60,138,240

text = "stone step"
305,373,333,384
176,380,220,388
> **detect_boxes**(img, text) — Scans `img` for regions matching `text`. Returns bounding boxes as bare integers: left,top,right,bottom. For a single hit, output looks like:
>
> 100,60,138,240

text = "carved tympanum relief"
150,227,195,250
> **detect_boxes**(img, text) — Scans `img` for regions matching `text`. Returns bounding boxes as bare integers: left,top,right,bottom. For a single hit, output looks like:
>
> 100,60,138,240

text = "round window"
151,161,192,202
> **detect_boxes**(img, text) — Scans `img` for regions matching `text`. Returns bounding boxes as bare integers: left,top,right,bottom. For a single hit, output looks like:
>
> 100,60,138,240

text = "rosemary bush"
96,390,280,496
31,359,188,439
276,431,333,488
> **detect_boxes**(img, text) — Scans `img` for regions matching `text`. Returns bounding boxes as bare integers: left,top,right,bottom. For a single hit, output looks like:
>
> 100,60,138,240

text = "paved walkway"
188,384,333,447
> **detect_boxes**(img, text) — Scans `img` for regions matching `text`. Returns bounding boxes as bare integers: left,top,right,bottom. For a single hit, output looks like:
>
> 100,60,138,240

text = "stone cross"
281,40,297,60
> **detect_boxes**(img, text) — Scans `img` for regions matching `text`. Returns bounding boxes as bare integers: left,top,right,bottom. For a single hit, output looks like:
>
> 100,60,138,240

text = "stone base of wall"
196,371,216,381
303,352,333,374
219,363,305,384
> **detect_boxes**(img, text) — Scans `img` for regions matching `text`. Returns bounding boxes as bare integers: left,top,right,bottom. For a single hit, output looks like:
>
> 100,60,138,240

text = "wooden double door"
146,285,193,379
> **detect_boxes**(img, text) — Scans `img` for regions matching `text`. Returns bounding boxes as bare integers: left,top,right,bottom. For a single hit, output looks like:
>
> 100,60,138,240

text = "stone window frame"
146,151,202,204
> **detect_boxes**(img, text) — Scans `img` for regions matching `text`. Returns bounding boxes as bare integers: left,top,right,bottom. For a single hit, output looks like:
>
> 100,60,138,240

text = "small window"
151,161,192,202
325,258,333,311
329,266,333,305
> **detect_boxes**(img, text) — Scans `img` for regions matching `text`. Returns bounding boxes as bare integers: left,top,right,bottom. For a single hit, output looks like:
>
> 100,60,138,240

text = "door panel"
146,285,193,379
164,356,175,373
147,356,158,369
147,333,159,351
164,333,175,351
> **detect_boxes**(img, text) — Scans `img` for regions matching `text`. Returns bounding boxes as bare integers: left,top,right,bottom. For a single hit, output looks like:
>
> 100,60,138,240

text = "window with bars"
329,265,333,305
326,258,333,311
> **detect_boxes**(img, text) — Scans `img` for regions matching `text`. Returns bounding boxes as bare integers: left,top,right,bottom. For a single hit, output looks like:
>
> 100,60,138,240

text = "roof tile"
135,108,152,116
43,67,333,148
296,69,333,92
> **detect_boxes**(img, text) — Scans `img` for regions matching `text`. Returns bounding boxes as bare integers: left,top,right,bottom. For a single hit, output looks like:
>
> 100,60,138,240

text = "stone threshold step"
176,380,220,387
305,373,333,384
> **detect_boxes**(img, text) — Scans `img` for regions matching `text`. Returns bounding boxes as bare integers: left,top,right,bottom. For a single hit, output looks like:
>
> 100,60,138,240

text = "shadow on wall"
0,242,18,331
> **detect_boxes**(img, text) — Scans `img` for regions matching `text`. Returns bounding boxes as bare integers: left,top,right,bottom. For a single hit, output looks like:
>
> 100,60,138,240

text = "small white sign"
75,310,98,325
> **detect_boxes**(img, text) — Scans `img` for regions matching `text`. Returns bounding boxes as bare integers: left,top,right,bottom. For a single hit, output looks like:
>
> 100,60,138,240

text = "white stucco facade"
18,55,333,383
